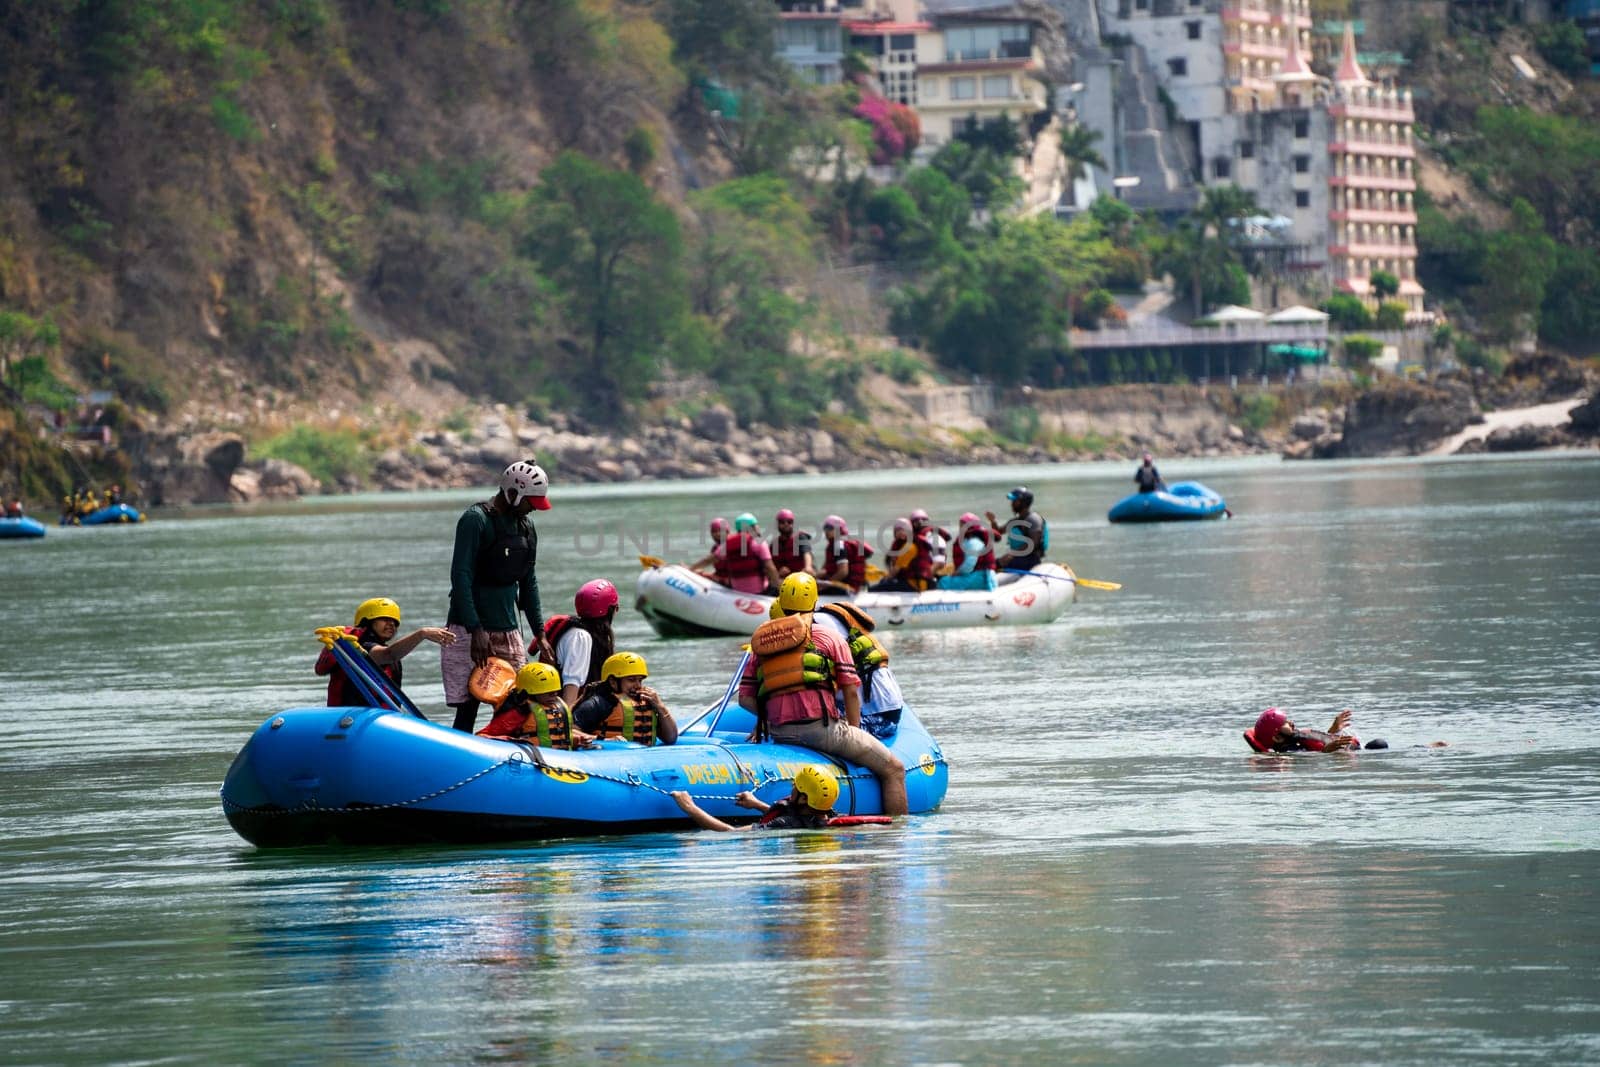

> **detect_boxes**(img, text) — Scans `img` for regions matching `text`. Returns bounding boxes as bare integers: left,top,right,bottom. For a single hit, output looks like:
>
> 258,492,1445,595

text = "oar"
315,627,429,719
639,554,665,568
1002,568,1121,591
678,650,752,736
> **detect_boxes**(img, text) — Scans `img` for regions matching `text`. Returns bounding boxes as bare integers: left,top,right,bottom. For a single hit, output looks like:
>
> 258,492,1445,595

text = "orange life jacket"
598,694,658,745
478,693,575,749
750,613,835,703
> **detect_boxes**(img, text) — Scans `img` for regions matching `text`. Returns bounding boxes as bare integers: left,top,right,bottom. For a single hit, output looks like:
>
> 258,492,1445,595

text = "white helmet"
499,460,551,510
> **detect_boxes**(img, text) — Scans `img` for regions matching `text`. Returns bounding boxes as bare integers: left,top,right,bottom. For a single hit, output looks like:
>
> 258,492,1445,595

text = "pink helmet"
776,508,795,522
823,515,847,536
959,511,981,530
1250,708,1288,750
575,578,619,619
709,517,729,535
892,516,912,537
909,508,930,524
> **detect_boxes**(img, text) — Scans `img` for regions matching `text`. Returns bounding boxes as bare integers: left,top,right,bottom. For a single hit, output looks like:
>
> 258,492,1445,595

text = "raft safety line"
222,750,951,817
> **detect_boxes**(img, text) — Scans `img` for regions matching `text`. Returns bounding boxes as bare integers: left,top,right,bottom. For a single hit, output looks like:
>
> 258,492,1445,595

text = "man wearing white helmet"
442,459,556,732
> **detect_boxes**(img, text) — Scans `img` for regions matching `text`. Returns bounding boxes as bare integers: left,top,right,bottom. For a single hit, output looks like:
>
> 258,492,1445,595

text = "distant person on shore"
1134,453,1165,494
442,460,554,733
1244,707,1389,752
769,509,815,581
669,765,887,832
572,652,678,746
315,597,455,707
988,486,1048,572
818,516,875,594
543,578,619,708
477,662,596,749
937,513,998,591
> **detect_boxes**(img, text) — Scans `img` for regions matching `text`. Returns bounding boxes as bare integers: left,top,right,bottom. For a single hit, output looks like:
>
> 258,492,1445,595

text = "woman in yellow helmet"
314,598,456,707
477,662,596,749
571,651,678,746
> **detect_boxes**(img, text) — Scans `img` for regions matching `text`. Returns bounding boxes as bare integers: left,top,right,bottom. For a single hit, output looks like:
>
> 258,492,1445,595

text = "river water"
3,454,1598,1065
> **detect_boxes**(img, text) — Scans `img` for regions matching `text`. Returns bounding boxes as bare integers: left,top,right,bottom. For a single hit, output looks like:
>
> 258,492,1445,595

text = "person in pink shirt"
692,512,779,594
737,573,908,815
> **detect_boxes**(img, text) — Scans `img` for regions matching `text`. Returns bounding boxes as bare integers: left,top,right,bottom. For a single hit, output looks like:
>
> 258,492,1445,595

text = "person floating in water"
1244,707,1388,752
670,765,889,831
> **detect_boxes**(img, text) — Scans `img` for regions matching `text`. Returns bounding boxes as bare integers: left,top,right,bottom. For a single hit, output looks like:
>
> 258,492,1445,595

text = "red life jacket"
313,626,400,707
543,615,604,685
906,531,937,582
951,535,996,573
770,532,811,575
824,538,872,590
716,531,766,581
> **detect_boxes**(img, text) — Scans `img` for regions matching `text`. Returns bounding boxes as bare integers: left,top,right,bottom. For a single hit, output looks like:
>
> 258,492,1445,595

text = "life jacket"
750,613,835,704
314,626,400,707
716,531,766,581
478,692,576,749
951,535,997,574
824,538,871,590
817,603,889,676
770,532,811,574
754,797,893,829
906,531,937,582
1243,726,1358,753
542,614,607,690
474,501,536,586
597,693,658,745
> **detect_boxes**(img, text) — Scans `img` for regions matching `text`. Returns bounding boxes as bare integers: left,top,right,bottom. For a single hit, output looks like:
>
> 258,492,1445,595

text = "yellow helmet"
514,661,561,696
778,572,818,613
601,651,649,682
768,598,785,620
354,597,401,626
794,765,839,811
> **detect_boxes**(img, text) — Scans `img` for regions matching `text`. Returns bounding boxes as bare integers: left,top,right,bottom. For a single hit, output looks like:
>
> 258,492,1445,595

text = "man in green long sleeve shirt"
442,460,557,732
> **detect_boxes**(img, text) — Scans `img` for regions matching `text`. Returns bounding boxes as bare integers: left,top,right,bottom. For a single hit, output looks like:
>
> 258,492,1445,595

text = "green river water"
2,453,1598,1065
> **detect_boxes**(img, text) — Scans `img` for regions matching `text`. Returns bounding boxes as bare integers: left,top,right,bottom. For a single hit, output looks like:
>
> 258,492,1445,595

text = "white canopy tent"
1195,304,1266,325
1266,305,1331,324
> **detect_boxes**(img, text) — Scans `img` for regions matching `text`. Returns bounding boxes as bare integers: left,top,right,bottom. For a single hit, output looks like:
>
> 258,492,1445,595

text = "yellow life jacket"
817,603,889,673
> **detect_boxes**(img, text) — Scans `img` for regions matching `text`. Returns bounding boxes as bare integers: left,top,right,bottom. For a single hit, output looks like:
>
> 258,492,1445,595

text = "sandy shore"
1428,398,1586,455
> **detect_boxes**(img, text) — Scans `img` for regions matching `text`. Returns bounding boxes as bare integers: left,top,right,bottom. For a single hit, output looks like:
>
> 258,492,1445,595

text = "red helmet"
709,517,729,535
823,515,847,536
575,578,619,619
1251,708,1289,750
776,508,795,522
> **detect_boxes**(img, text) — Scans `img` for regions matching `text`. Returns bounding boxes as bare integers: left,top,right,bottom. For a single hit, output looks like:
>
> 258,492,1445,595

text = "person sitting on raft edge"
1245,707,1388,752
670,765,892,832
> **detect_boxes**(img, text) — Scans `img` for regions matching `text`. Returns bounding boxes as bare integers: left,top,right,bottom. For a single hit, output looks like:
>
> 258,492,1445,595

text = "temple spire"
1335,20,1367,86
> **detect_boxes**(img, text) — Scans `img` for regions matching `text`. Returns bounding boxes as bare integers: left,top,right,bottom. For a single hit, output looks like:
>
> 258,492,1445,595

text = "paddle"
315,627,429,719
639,554,664,568
1001,568,1121,591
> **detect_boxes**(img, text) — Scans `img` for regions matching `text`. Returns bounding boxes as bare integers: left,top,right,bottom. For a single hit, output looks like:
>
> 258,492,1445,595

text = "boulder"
137,431,248,505
1484,423,1567,452
1330,380,1479,457
477,438,523,468
1291,411,1330,441
692,403,738,443
1568,393,1600,437
808,429,836,464
228,467,262,502
258,458,319,497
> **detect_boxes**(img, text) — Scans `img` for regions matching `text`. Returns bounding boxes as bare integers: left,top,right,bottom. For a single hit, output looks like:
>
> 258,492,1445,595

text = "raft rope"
222,745,951,816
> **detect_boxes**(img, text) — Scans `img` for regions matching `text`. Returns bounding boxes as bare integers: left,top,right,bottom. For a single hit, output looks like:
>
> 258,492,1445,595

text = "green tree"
1058,124,1107,185
1323,293,1374,331
931,140,1024,213
1475,198,1556,340
521,152,685,422
1343,335,1383,367
1160,185,1258,316
1370,269,1400,299
1375,301,1408,330
661,0,779,84
1533,20,1590,78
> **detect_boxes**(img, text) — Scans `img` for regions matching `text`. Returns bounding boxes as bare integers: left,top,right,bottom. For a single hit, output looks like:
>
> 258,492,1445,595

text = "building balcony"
1224,40,1289,61
1329,90,1414,122
1329,173,1416,192
1329,242,1419,259
1329,208,1418,225
1328,139,1417,159
920,55,1038,74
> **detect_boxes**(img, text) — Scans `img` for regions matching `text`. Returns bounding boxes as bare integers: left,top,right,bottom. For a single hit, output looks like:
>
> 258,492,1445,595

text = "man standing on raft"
442,460,555,733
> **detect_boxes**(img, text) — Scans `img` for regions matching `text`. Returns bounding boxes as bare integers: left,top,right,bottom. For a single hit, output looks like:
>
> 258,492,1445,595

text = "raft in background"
1108,481,1228,523
71,503,145,526
0,516,47,539
635,562,1076,638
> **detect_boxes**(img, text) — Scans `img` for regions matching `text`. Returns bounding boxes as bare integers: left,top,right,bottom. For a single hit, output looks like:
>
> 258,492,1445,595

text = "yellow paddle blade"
639,554,665,569
314,625,349,648
1073,578,1122,591
864,563,886,582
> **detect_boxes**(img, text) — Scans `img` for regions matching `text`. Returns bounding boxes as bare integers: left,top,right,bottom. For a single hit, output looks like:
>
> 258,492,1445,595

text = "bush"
1344,335,1383,367
1324,293,1374,330
1371,269,1400,298
256,424,371,485
1533,20,1590,78
1375,301,1408,330
1237,392,1279,433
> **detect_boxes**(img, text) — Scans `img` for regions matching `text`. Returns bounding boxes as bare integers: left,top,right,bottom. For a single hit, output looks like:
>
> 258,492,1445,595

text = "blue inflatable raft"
0,516,47,539
1108,481,1228,523
73,503,144,526
220,637,948,847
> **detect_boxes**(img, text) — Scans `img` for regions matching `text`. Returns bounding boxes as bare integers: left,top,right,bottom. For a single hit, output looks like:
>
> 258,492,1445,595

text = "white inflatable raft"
635,562,1076,637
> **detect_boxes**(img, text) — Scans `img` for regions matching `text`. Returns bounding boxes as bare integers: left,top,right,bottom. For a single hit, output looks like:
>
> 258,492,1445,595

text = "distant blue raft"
220,639,947,847
0,516,47,539
74,503,144,526
1108,481,1228,523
